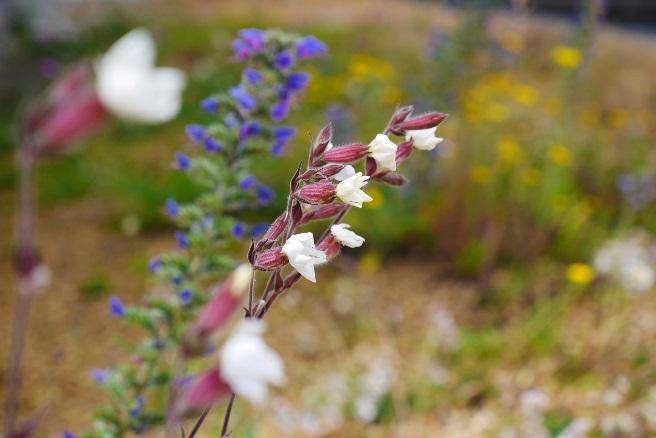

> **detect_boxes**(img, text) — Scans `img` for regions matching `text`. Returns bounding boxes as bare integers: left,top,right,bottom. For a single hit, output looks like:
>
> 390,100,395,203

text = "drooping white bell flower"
95,28,186,123
368,133,398,171
219,320,285,405
335,172,373,208
331,223,365,248
405,127,443,151
333,164,356,182
282,232,327,283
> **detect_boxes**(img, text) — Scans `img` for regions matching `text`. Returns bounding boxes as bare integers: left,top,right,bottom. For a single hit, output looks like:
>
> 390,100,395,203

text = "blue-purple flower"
229,86,256,111
274,51,293,69
91,368,108,384
165,198,179,217
231,222,246,239
250,223,269,238
175,152,190,170
286,72,309,91
179,289,192,305
109,296,125,317
238,28,265,49
239,175,256,191
256,185,275,205
244,68,262,85
200,97,218,114
239,121,261,141
185,124,205,143
148,258,162,272
204,137,223,153
270,99,290,122
296,36,328,59
176,231,189,249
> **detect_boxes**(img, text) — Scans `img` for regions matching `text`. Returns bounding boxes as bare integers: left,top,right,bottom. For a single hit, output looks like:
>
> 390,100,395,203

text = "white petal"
333,165,356,182
331,224,365,248
100,28,155,71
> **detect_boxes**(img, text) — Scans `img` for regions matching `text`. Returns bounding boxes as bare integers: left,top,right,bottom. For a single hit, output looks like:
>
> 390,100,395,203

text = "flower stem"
220,393,236,437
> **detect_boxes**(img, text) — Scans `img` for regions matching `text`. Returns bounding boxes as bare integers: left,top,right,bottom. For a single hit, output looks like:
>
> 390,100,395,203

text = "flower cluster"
177,106,447,428
72,29,325,438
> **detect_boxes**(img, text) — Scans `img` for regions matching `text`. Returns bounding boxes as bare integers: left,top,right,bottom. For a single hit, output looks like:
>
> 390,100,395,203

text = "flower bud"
293,181,337,205
395,112,447,131
323,143,369,164
318,164,346,178
310,122,333,162
395,140,413,163
388,105,414,126
378,172,408,186
263,212,288,241
316,235,340,260
183,265,252,355
176,367,230,415
254,248,288,271
300,204,346,224
365,156,377,177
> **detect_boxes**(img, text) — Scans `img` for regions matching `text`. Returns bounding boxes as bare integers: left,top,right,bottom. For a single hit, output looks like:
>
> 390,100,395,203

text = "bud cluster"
75,29,327,438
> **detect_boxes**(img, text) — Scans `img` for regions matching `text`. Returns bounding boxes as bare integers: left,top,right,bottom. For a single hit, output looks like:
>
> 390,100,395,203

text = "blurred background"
1,0,656,436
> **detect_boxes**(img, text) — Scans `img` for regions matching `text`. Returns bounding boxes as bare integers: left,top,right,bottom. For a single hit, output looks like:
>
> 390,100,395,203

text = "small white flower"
96,28,186,123
333,164,356,182
282,233,327,283
405,127,443,151
330,224,365,248
220,320,285,404
368,133,398,171
335,172,373,208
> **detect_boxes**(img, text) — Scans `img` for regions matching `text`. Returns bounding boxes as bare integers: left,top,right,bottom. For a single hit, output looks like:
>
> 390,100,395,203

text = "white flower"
95,28,186,123
282,233,327,283
331,224,365,248
405,127,443,151
220,320,285,404
335,172,373,208
333,164,356,182
368,133,397,171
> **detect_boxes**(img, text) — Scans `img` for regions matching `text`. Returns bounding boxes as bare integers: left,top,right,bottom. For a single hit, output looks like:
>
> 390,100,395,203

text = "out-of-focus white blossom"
96,28,186,123
368,133,397,171
593,232,656,295
282,233,327,283
333,164,356,182
330,223,365,248
335,172,372,208
219,320,285,404
405,127,443,151
556,418,593,438
354,356,395,423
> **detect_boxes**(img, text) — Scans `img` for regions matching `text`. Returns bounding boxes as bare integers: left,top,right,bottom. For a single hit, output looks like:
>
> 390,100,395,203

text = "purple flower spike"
244,68,262,85
231,222,246,239
238,28,265,49
274,51,293,69
270,99,290,122
286,72,310,91
62,432,76,438
175,152,190,171
179,289,192,305
200,97,219,114
185,124,205,143
165,198,179,217
239,175,256,191
296,35,328,59
109,296,125,317
176,231,189,249
204,137,223,153
229,86,256,111
256,185,275,205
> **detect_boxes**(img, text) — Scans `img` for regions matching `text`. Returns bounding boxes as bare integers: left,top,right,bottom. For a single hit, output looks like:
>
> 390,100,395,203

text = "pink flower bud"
317,236,340,260
300,204,346,224
254,248,288,271
263,212,288,241
395,140,413,163
179,367,230,413
396,112,447,131
377,172,408,186
388,105,414,127
183,265,251,355
319,164,346,178
293,181,337,205
323,143,369,164
311,122,333,156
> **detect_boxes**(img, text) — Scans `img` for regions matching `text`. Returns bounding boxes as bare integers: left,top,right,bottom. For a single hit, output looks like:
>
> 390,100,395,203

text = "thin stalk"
5,148,38,436
220,393,236,437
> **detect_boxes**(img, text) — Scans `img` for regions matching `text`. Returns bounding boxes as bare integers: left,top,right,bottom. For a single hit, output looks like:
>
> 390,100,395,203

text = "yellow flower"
512,84,538,106
497,138,522,163
567,263,595,285
578,109,599,129
548,143,572,166
471,165,492,184
358,251,382,275
484,102,509,122
364,187,384,209
609,109,628,129
551,45,582,69
348,54,395,83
